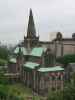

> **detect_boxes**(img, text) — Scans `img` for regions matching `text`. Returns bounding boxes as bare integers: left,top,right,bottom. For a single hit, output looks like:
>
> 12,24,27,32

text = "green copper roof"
9,58,16,63
30,47,47,57
38,66,64,72
14,47,27,55
23,62,40,69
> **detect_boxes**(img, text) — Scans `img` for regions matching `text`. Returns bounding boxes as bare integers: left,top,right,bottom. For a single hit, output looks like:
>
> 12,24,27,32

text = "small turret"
72,33,75,40
56,32,62,41
16,45,24,73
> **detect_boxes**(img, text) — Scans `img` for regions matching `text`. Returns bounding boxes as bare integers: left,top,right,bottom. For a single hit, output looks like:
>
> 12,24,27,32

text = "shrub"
0,59,7,66
56,54,75,65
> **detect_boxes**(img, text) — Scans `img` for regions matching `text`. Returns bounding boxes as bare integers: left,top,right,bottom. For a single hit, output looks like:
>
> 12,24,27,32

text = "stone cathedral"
7,9,67,95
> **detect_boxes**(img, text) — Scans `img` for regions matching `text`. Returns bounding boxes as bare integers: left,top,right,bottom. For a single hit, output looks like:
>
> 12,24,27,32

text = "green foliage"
0,84,8,98
48,90,63,100
0,46,9,60
0,58,7,66
56,54,75,65
0,84,25,100
0,82,42,100
48,86,75,100
63,84,75,100
0,72,8,84
48,72,75,100
0,77,8,85
0,45,9,66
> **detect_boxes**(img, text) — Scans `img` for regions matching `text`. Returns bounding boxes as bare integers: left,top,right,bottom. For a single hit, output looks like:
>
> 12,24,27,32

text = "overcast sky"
0,0,75,45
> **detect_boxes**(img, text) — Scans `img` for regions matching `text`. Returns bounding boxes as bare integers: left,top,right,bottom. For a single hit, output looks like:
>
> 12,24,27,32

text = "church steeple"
24,9,39,48
27,9,36,38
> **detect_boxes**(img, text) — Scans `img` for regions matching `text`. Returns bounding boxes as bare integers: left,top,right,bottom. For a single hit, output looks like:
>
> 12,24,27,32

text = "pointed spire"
27,9,36,38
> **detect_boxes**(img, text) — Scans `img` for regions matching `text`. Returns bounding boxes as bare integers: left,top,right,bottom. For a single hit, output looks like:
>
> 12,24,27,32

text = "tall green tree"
0,46,9,60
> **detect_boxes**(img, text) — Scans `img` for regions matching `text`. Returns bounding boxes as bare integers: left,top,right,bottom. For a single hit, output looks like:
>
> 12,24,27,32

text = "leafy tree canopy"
56,54,75,65
0,46,9,60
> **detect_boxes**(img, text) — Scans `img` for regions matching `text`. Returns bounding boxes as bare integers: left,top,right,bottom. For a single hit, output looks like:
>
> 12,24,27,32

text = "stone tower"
16,45,24,73
24,9,39,49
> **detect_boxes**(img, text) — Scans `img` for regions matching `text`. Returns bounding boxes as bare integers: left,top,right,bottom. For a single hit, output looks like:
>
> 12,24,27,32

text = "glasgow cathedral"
7,9,75,95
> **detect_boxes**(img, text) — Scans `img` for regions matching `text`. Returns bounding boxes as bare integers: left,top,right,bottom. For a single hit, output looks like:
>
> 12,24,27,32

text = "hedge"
56,54,75,65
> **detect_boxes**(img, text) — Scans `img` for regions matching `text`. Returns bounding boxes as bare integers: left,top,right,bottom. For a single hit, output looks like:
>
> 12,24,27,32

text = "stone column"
27,71,28,86
24,71,26,84
55,75,58,91
61,74,64,90
33,70,36,91
27,71,30,87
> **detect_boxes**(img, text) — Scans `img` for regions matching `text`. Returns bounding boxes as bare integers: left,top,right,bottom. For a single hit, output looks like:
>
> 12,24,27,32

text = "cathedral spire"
27,9,36,38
